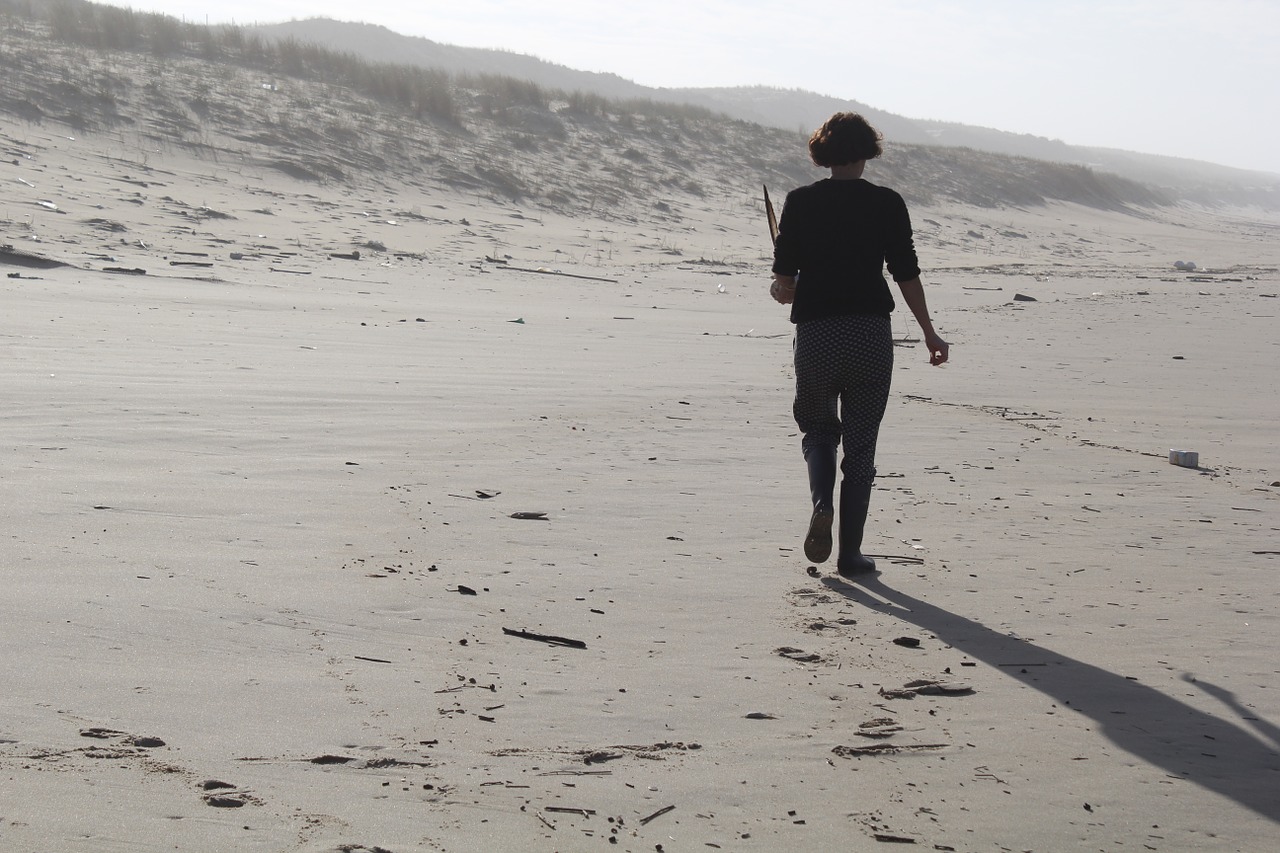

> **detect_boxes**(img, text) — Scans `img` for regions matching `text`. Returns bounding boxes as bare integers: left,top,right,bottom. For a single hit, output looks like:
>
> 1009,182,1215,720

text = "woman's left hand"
926,332,949,365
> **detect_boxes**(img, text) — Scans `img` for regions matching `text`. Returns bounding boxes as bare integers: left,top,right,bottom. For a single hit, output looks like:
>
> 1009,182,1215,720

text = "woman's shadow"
824,573,1280,824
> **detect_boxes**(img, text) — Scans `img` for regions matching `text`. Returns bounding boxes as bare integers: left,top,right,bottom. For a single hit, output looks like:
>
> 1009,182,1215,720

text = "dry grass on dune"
2,4,1177,219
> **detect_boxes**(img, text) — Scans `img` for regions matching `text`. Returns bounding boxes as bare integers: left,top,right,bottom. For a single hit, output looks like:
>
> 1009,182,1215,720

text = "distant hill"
250,18,656,101
252,18,1280,207
0,2,1273,216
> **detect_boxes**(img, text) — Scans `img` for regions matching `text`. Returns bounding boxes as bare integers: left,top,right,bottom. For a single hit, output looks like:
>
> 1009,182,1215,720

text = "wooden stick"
492,264,618,284
503,627,587,649
763,184,778,247
639,804,675,826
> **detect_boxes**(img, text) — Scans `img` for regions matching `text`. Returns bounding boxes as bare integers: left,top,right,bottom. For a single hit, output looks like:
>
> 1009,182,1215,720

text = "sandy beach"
3,113,1279,853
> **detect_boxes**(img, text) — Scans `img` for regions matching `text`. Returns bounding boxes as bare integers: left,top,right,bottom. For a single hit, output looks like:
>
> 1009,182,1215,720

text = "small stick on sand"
493,264,619,283
503,627,587,649
639,804,675,826
545,806,597,816
865,553,925,565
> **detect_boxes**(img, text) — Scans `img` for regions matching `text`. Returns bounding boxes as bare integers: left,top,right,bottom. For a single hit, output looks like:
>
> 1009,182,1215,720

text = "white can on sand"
1169,449,1199,468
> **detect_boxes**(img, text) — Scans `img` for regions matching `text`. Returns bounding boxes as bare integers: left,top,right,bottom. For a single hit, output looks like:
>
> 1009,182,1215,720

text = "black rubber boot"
837,479,876,576
802,444,837,563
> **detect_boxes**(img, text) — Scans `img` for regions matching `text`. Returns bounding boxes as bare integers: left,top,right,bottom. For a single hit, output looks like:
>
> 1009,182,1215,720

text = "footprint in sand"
775,646,824,664
198,781,261,808
202,793,249,808
79,728,166,748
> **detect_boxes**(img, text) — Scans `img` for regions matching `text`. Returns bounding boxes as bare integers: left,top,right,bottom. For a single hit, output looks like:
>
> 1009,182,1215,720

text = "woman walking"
770,112,948,576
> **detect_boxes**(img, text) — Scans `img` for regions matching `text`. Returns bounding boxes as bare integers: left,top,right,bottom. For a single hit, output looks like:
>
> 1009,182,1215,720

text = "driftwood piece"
503,627,587,649
639,804,675,826
493,263,618,284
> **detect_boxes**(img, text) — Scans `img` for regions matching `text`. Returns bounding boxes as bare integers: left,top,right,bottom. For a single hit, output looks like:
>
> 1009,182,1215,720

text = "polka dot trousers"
792,314,894,488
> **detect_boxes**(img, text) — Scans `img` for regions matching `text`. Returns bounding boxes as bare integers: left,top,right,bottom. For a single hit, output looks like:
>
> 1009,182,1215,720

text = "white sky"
118,0,1279,174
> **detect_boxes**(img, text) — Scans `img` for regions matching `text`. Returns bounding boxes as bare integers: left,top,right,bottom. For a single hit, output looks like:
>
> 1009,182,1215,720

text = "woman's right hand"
770,274,796,305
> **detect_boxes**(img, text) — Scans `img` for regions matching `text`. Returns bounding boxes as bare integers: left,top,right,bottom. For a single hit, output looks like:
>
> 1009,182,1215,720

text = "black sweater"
771,178,921,324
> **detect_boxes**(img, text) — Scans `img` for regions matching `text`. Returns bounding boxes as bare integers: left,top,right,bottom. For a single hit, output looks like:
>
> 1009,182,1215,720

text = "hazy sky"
118,0,1278,174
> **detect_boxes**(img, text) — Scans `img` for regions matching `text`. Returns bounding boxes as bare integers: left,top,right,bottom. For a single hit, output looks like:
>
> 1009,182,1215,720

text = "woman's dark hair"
808,112,883,167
